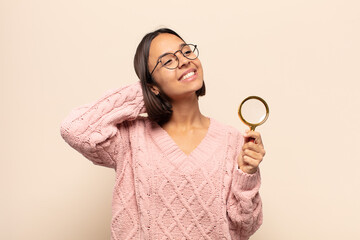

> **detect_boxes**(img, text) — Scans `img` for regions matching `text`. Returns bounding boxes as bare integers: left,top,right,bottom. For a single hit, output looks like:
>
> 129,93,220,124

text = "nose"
174,51,190,68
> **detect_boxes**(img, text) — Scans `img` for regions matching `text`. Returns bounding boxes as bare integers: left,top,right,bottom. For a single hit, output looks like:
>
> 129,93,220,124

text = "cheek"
195,65,204,80
194,59,203,73
154,71,177,89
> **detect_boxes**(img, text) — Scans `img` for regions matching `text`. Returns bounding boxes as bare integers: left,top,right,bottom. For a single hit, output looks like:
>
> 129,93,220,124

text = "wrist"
238,165,258,175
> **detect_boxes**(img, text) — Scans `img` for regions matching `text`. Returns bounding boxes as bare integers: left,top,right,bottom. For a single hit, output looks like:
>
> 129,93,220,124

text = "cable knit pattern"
60,81,262,240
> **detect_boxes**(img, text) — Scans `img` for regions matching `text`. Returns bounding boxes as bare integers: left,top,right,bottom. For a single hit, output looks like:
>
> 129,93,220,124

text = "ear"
148,84,160,95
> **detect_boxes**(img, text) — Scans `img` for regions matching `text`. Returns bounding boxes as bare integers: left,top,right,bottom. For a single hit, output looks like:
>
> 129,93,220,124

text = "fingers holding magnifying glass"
244,129,264,146
237,130,266,174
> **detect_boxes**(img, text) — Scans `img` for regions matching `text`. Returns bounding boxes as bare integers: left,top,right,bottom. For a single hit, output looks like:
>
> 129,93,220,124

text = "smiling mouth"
180,70,196,81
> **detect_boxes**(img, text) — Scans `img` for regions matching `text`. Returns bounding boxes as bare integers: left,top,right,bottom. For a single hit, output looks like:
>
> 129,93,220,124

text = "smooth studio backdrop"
1,0,359,239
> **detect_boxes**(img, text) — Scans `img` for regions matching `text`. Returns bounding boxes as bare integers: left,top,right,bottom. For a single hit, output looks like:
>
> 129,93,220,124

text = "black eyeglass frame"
150,44,198,75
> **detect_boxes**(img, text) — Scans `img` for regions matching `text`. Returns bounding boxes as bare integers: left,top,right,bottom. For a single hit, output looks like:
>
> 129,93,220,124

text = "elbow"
59,120,101,153
60,123,76,148
59,120,85,150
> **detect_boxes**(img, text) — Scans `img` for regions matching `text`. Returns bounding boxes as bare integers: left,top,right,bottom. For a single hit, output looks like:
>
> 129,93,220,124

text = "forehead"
149,33,185,58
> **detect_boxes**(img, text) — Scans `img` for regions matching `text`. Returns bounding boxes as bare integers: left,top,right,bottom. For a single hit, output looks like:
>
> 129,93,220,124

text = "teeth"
181,71,195,81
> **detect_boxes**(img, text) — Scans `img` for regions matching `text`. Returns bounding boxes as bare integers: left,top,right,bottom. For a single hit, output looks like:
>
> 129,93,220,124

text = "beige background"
1,0,360,239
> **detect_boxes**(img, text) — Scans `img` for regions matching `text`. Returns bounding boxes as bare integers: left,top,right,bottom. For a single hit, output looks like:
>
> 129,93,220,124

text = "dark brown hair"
133,28,206,125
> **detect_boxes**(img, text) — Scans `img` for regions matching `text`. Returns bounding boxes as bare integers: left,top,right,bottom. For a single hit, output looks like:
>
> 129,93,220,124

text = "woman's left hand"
238,130,266,174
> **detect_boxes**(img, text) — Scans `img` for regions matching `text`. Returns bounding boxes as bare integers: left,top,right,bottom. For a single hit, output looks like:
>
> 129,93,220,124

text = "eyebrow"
157,43,187,60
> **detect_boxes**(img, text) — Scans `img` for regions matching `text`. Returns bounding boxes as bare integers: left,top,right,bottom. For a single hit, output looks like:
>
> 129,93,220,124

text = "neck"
163,94,207,130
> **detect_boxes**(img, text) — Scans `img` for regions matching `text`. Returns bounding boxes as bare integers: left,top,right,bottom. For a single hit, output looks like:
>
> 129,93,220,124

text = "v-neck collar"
149,118,224,162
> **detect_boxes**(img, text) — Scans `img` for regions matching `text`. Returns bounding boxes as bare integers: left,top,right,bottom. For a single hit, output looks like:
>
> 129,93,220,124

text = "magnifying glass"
238,96,269,141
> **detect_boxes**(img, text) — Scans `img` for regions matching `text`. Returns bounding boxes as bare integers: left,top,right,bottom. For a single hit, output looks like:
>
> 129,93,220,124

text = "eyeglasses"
150,43,199,75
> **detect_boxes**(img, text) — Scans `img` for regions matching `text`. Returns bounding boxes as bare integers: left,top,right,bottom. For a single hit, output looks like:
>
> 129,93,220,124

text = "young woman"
60,28,266,239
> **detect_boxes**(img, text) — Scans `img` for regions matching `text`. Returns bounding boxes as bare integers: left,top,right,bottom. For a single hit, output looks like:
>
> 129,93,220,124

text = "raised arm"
60,81,145,169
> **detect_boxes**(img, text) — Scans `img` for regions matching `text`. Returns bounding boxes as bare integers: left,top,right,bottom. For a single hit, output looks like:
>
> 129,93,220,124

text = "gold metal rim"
238,96,269,130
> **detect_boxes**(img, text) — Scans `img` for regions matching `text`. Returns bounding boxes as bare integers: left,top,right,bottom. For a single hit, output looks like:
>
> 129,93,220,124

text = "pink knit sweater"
60,82,262,240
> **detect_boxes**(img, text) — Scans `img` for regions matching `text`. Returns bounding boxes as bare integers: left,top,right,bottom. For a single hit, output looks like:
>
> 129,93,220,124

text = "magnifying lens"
238,96,269,141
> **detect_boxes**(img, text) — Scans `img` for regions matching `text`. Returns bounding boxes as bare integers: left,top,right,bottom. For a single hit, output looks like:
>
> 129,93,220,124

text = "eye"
184,50,192,55
182,45,192,55
163,59,173,66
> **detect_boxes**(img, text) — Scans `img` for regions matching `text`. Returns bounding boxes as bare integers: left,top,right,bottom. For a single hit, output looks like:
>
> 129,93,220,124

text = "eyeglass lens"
160,44,198,70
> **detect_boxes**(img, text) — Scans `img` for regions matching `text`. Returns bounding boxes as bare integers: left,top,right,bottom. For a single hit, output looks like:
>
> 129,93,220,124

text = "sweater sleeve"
226,132,263,240
60,81,145,169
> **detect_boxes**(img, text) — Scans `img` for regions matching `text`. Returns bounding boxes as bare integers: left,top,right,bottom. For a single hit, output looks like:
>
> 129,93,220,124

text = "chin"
195,77,204,89
187,80,204,97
